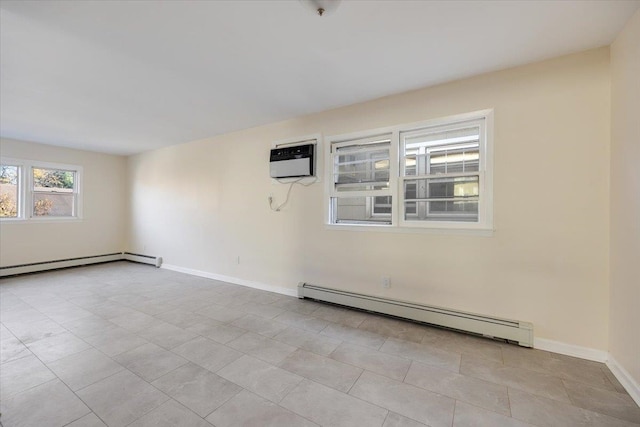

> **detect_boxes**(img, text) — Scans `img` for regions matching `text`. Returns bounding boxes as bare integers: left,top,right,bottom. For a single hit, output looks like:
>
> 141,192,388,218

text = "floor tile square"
273,311,330,333
349,371,455,427
460,354,571,404
383,412,428,427
330,342,411,381
196,305,246,323
152,363,241,417
321,323,386,349
3,318,67,344
138,322,199,349
24,331,89,363
0,379,90,427
563,379,640,424
405,361,510,415
279,348,362,392
62,315,120,339
274,327,342,356
84,326,148,357
48,347,124,391
509,387,637,427
206,389,317,427
77,369,169,427
114,342,188,381
109,311,162,333
186,319,246,344
128,399,212,427
280,379,388,427
0,354,56,398
171,337,242,372
0,335,31,364
228,331,297,365
65,413,108,427
380,337,461,372
453,401,532,427
218,355,303,403
230,314,288,338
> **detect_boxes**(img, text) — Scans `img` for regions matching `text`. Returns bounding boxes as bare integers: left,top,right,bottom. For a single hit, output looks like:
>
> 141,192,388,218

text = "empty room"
0,1,639,426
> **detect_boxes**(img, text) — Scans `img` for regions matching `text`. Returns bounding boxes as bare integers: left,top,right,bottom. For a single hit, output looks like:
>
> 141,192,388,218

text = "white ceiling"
1,1,638,156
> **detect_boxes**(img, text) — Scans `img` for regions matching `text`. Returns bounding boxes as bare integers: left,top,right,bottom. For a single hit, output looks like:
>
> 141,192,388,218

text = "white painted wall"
0,138,127,266
128,48,611,351
610,9,640,388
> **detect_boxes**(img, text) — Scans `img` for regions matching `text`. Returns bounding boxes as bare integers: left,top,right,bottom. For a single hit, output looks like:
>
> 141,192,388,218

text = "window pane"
404,201,478,222
404,126,479,151
0,165,19,218
402,125,480,177
404,156,417,176
404,176,479,200
332,197,391,224
334,141,391,192
33,193,74,217
373,196,392,214
33,168,75,192
429,147,479,174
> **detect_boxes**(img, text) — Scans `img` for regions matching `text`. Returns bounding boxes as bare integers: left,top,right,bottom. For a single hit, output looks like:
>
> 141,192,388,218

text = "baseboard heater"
122,252,163,267
298,283,533,347
0,252,162,277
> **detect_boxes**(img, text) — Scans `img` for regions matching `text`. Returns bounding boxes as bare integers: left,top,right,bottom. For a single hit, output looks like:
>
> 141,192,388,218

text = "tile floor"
0,261,638,427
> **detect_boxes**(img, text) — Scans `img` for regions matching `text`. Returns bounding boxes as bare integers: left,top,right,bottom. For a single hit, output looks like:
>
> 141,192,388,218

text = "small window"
0,165,20,218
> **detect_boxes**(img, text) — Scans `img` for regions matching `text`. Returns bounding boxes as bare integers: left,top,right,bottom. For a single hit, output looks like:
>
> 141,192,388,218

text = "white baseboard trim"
161,263,298,298
607,355,640,406
534,337,608,363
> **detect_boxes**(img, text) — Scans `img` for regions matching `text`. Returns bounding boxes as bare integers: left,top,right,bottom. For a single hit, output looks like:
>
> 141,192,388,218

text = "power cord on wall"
269,177,318,212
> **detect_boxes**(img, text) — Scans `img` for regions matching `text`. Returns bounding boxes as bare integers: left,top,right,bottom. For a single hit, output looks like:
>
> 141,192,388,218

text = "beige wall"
610,10,640,385
0,138,127,266
128,48,611,350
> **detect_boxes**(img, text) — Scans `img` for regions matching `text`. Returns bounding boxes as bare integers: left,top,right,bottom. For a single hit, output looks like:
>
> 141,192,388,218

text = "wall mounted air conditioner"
269,143,315,178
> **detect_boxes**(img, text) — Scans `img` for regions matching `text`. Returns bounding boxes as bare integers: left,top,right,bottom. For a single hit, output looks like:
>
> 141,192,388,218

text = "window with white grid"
0,158,82,221
400,120,484,224
329,134,393,225
325,110,493,232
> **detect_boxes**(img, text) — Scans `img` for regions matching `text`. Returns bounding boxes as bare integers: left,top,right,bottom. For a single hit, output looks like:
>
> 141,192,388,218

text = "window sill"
324,223,494,236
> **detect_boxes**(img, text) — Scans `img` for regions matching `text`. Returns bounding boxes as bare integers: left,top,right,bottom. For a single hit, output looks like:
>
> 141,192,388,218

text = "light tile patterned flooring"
0,262,638,427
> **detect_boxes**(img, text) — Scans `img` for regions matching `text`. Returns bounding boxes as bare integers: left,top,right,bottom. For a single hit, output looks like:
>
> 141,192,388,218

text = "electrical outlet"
382,277,391,289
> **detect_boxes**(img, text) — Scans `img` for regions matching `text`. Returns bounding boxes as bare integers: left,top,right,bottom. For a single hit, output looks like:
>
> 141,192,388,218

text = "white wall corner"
161,263,298,298
606,356,640,407
534,337,640,406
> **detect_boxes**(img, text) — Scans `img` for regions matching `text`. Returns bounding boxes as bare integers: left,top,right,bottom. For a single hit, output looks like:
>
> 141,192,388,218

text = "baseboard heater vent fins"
298,283,533,347
1,252,162,277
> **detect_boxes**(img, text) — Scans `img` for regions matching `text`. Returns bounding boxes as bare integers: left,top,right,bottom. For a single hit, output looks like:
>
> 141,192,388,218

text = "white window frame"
0,161,24,220
326,132,397,227
324,109,493,234
0,157,83,222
